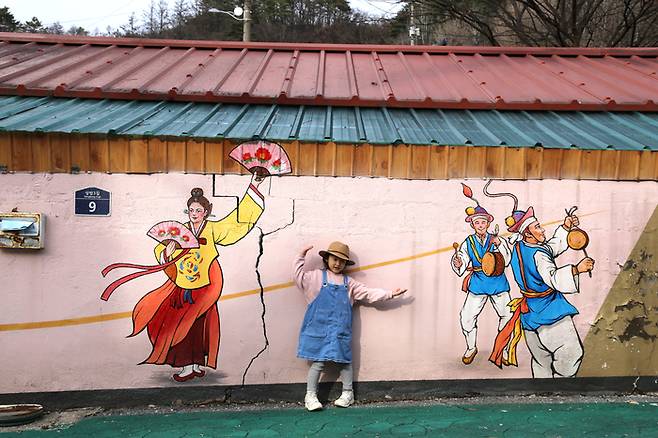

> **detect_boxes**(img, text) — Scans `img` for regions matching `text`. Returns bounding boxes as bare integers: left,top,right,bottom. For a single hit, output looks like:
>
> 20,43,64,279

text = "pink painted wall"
0,173,656,394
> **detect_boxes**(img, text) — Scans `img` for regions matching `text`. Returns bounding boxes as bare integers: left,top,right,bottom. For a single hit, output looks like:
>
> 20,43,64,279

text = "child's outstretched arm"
349,278,407,304
293,245,319,303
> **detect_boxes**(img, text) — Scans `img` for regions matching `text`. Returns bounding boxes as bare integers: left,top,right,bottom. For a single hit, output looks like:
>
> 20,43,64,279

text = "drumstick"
452,242,459,254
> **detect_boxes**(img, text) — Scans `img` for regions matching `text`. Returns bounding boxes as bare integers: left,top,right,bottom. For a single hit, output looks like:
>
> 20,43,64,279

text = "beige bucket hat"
319,241,355,265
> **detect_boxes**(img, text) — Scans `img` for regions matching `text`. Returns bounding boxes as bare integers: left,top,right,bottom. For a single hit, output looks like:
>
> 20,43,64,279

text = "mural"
101,180,265,382
484,181,595,377
1,174,656,395
450,183,512,366
99,140,291,382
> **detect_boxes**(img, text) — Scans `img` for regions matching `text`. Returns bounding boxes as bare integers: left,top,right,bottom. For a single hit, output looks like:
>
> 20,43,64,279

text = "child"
293,241,407,411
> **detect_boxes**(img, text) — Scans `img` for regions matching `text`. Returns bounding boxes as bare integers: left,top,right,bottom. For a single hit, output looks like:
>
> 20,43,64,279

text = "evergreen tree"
21,17,45,33
0,6,19,31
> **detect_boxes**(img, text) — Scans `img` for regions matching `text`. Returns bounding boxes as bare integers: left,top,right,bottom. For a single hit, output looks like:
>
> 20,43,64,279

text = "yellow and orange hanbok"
103,186,263,368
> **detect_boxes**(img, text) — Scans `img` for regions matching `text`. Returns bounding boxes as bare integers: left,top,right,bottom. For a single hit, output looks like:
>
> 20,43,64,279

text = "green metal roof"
0,96,656,150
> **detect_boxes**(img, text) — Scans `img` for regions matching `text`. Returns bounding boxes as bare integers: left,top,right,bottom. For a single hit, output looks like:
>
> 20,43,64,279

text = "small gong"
567,228,589,250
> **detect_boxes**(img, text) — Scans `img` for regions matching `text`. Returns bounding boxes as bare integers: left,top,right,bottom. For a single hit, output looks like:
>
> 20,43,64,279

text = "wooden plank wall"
0,133,656,181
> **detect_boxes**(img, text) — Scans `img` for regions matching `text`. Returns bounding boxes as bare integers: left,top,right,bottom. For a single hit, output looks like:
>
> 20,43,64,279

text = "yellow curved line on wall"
0,216,586,332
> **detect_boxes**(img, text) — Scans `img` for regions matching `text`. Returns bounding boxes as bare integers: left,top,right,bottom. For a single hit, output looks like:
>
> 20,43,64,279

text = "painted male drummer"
452,204,512,365
489,207,594,377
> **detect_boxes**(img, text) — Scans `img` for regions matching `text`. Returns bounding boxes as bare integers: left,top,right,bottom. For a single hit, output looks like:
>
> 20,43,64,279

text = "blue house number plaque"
75,187,111,216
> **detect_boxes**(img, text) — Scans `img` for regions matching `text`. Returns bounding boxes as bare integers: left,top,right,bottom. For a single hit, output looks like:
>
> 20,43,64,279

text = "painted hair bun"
191,187,204,198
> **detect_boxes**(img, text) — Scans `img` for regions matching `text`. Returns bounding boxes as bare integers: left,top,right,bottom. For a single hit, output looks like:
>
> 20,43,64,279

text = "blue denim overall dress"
297,270,353,363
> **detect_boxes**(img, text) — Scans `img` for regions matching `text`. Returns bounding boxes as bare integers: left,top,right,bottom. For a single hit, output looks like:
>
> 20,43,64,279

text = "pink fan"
147,220,199,249
229,140,292,177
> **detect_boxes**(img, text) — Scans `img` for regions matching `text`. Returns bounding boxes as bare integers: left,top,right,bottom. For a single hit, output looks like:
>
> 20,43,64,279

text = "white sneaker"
304,392,322,411
333,390,354,408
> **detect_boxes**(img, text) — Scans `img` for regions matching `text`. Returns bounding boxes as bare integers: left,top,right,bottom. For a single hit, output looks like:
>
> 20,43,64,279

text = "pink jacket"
293,253,393,305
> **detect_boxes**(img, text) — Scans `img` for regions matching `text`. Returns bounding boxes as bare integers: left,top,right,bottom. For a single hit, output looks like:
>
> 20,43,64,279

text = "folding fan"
147,221,199,249
229,140,292,177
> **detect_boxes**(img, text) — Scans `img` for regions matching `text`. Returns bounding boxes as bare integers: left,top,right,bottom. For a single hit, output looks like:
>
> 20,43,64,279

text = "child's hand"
391,288,407,298
300,245,314,256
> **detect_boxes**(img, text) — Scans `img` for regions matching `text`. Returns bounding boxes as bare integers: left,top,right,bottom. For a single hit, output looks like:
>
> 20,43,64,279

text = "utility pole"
243,0,252,42
409,1,420,45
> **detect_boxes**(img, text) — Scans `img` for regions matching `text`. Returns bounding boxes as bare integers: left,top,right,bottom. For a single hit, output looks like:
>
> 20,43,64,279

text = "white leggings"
306,361,353,392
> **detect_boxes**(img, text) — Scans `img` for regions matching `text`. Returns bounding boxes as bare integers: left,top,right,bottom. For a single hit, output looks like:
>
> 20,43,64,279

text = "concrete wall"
1,173,656,394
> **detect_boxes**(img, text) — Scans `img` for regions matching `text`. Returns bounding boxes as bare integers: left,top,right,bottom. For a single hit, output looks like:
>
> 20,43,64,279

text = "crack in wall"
241,199,296,387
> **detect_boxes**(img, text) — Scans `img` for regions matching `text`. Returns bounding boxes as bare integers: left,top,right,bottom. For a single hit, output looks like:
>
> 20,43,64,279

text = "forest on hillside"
1,0,656,46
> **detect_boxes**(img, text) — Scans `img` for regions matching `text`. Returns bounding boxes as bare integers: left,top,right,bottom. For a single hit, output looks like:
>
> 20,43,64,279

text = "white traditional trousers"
460,291,513,350
524,316,583,378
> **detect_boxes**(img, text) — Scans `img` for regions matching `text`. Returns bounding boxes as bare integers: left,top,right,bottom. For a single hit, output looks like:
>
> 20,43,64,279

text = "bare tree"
156,0,171,33
120,12,142,37
171,0,191,28
403,0,658,46
143,0,158,35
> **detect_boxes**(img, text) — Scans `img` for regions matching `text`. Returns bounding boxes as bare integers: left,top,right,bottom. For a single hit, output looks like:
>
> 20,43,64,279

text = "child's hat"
319,241,355,266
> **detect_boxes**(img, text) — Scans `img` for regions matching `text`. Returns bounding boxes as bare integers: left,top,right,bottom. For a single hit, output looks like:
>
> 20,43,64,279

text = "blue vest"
464,233,510,295
297,270,353,363
510,241,578,331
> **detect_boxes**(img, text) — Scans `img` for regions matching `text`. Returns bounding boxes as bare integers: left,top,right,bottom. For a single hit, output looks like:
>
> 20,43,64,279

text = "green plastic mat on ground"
3,402,658,437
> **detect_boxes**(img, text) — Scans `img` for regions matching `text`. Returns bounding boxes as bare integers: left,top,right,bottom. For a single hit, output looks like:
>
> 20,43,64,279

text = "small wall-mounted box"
0,213,45,249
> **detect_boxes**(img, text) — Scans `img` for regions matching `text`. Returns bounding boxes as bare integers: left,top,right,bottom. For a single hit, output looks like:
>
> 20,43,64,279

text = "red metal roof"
0,32,657,111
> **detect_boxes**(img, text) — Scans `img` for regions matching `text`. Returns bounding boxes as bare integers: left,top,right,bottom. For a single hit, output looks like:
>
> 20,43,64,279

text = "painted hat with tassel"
461,183,494,222
482,180,536,234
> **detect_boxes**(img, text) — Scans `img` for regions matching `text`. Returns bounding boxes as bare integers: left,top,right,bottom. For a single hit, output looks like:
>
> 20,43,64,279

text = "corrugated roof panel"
530,112,606,149
412,110,462,145
0,98,80,131
251,51,295,98
262,106,299,140
352,52,386,102
75,101,144,133
560,112,646,150
0,96,656,150
467,111,530,147
288,51,321,99
386,108,431,144
438,111,501,145
35,99,109,132
378,53,425,103
124,102,196,135
542,55,654,105
0,95,50,118
623,55,658,77
360,108,398,144
296,107,327,141
331,107,360,143
324,52,353,100
0,33,656,111
607,113,658,149
408,54,471,103
189,104,246,137
217,50,271,96
229,105,274,139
